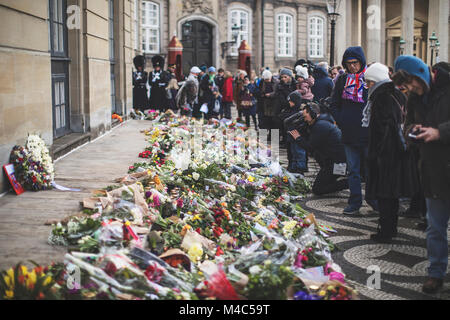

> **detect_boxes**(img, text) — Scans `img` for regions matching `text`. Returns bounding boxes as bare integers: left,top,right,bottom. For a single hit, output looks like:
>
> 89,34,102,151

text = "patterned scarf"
342,66,367,103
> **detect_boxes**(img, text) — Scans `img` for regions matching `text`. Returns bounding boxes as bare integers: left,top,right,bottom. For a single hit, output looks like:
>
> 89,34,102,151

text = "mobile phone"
408,133,418,139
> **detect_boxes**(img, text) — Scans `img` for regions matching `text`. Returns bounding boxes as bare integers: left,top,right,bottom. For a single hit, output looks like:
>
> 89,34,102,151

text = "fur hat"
151,55,165,68
190,66,201,74
133,55,146,69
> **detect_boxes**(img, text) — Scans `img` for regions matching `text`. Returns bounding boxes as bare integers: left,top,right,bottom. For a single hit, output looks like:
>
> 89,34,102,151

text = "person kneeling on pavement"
288,102,349,195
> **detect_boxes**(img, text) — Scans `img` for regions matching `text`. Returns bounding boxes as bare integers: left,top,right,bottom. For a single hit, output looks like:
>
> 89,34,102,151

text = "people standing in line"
295,66,315,102
132,55,148,113
312,64,334,102
331,66,345,84
393,57,450,294
239,75,258,130
289,102,349,195
176,66,200,117
330,46,379,215
148,55,170,112
363,62,419,243
221,71,234,120
166,78,179,112
234,70,247,122
257,69,278,133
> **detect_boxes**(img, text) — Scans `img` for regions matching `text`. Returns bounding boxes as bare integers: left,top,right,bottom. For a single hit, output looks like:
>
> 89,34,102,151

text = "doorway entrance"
181,20,213,76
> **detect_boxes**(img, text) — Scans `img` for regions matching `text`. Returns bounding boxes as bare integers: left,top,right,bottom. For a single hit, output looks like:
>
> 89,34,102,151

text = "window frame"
276,13,294,58
228,8,250,57
141,0,160,54
308,15,325,59
49,0,68,57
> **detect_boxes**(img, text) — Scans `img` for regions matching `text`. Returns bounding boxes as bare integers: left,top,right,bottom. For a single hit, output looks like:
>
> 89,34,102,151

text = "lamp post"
429,31,438,66
327,0,341,67
221,24,241,59
399,37,406,55
435,40,440,64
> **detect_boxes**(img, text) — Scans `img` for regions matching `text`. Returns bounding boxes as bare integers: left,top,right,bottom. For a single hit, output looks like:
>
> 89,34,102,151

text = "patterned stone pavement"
277,145,450,300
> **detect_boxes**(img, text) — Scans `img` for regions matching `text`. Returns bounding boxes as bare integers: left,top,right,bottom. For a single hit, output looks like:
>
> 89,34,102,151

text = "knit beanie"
287,91,303,108
280,68,293,78
365,63,390,83
394,55,431,90
262,69,273,80
295,66,309,79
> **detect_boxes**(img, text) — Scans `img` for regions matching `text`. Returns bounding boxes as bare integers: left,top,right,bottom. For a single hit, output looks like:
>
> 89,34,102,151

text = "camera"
283,111,308,134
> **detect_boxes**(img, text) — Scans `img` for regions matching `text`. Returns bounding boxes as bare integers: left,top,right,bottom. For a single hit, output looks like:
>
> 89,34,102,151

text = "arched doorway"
181,20,213,76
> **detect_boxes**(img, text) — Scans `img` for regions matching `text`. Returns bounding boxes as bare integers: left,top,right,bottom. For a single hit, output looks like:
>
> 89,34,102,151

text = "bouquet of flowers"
9,135,54,191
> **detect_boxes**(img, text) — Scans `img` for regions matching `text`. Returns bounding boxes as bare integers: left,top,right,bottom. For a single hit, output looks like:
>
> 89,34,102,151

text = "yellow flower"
26,270,37,288
20,265,28,275
319,290,327,296
188,243,203,262
43,276,52,286
247,176,255,182
192,214,202,221
4,290,14,299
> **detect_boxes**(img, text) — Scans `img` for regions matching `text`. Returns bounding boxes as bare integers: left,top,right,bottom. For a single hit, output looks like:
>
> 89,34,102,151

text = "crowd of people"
132,49,450,294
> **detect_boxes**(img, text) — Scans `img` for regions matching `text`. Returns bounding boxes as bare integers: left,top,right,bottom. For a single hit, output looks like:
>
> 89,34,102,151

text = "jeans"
287,136,307,172
425,198,450,279
344,144,378,210
222,102,232,120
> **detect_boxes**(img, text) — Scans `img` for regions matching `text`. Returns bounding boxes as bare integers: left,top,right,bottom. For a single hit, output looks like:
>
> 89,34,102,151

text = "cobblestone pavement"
277,145,450,300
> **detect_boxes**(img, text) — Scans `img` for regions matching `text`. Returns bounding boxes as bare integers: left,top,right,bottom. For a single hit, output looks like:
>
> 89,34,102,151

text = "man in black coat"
394,57,450,294
289,102,348,195
148,55,170,111
132,55,148,112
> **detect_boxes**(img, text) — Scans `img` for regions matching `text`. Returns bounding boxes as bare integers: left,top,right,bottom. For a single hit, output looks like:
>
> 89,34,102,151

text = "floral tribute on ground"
1,110,357,300
9,135,54,191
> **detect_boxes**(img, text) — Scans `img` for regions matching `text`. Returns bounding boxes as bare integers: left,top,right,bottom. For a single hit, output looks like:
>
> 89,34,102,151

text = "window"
309,16,324,58
134,0,139,50
229,9,249,56
276,14,293,57
141,1,160,53
49,0,66,55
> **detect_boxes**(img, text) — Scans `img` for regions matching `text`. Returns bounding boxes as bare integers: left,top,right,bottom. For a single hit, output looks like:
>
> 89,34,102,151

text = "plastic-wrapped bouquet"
9,135,54,191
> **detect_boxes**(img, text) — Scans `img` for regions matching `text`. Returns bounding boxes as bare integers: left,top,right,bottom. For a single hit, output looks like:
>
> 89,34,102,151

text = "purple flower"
237,179,246,185
145,191,152,199
294,291,322,300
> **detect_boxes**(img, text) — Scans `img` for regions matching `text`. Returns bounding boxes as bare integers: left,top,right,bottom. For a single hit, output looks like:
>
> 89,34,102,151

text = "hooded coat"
312,66,334,102
257,77,279,129
365,81,419,200
403,61,450,199
330,46,369,146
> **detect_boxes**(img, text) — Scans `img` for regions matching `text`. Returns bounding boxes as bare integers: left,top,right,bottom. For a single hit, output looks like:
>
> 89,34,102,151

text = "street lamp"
399,37,406,55
429,31,438,66
221,24,242,59
327,0,341,67
435,40,440,64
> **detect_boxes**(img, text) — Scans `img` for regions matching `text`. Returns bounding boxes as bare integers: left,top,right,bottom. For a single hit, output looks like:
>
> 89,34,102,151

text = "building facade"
0,0,138,193
137,0,333,74
334,0,449,68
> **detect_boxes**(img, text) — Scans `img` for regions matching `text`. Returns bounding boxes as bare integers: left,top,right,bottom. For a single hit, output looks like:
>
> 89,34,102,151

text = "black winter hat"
151,55,165,68
287,91,303,108
133,55,146,69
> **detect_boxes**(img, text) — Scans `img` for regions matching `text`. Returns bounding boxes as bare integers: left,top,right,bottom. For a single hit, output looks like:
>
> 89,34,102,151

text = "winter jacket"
258,78,279,117
270,80,298,119
239,83,257,116
404,62,450,199
215,75,225,94
312,66,334,102
234,78,246,110
330,46,369,146
294,114,346,166
222,77,234,103
176,79,198,110
365,81,419,199
297,76,315,101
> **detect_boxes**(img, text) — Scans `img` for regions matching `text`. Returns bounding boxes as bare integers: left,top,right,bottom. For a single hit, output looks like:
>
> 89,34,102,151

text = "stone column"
386,37,394,67
335,0,347,64
255,0,262,70
437,0,449,62
366,0,382,63
401,0,414,55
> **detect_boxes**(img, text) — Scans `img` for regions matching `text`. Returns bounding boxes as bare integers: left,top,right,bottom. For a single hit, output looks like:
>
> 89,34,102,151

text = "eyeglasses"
346,60,360,66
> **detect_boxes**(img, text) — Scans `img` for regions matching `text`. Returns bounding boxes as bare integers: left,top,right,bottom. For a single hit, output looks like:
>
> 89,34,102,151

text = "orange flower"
221,202,227,208
154,176,161,185
37,292,45,300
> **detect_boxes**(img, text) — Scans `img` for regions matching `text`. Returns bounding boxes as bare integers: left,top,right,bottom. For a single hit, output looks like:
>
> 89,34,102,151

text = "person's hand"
265,93,270,97
416,127,440,143
289,130,301,140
